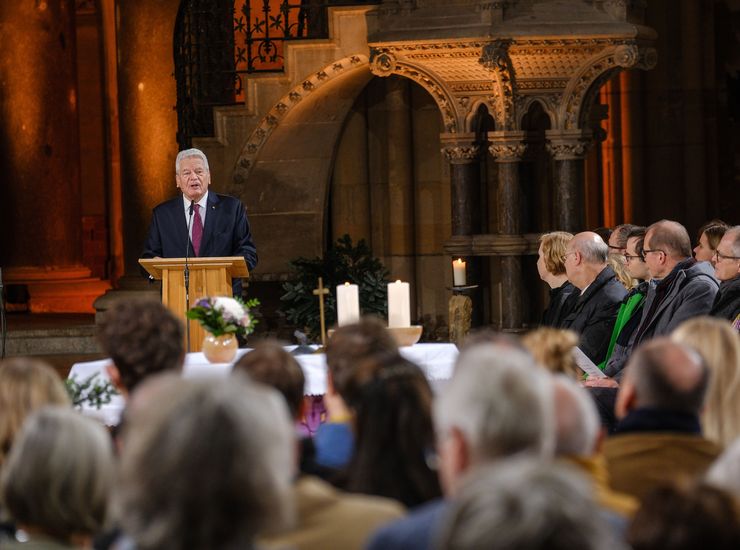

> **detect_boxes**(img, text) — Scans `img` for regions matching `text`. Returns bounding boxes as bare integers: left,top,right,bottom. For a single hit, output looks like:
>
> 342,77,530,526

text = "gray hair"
116,375,294,550
0,407,114,540
574,236,608,264
724,226,740,257
175,148,210,174
553,375,600,456
435,344,555,463
706,437,740,499
436,459,627,550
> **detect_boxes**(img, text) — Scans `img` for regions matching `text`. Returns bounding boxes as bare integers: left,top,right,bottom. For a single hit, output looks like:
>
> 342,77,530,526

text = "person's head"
116,375,294,550
694,220,729,263
346,356,441,507
615,338,709,420
672,317,740,446
98,298,184,396
437,459,625,550
435,344,554,495
232,340,305,420
175,148,211,202
563,232,609,290
608,223,639,255
713,226,740,282
324,317,399,405
643,220,693,279
552,375,601,457
609,252,637,289
0,357,70,467
521,328,580,379
628,482,740,550
537,232,573,287
625,226,650,281
1,407,114,546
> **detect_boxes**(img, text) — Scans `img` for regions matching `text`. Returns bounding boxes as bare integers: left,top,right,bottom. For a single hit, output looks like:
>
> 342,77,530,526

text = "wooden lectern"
138,257,249,352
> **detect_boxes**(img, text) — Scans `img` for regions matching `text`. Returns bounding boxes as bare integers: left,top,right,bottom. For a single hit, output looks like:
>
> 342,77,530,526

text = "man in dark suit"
141,148,257,296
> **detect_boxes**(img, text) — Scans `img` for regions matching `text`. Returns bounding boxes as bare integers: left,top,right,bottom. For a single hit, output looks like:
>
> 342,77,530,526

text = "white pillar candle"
453,258,467,286
387,280,411,328
336,282,360,326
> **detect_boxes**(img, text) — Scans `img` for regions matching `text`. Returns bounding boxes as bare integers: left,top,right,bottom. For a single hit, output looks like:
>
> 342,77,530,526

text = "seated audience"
553,375,638,518
0,407,114,549
604,219,719,379
521,327,580,379
709,225,740,321
693,219,728,264
560,232,627,364
435,459,627,550
314,318,399,470
97,297,185,397
366,344,553,550
234,341,404,550
608,223,640,256
536,231,576,328
342,356,441,508
604,339,721,501
599,226,649,370
672,316,740,447
627,482,740,550
609,252,637,290
115,375,294,550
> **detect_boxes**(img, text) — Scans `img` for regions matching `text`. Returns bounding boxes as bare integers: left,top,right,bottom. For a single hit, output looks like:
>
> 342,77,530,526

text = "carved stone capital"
545,130,593,160
369,49,397,77
487,131,527,163
440,132,480,164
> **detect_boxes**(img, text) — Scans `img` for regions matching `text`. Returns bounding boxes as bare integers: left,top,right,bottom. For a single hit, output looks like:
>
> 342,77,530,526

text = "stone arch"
464,99,496,134
369,48,463,133
516,97,555,131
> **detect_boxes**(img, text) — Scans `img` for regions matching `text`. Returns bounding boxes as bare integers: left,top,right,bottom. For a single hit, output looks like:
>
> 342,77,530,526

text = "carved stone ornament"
479,40,516,130
545,140,591,160
369,50,397,77
488,142,527,162
441,145,481,163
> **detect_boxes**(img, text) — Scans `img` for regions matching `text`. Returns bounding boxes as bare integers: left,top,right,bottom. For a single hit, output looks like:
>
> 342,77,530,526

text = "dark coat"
141,192,257,296
561,266,627,365
541,281,578,328
710,275,740,322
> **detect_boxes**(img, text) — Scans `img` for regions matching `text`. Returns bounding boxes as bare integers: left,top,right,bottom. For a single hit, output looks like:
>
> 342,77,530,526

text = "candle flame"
344,282,350,286
396,279,401,283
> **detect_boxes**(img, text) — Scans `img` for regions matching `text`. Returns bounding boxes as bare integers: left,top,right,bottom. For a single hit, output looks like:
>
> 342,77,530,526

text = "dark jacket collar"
615,407,702,435
577,265,616,305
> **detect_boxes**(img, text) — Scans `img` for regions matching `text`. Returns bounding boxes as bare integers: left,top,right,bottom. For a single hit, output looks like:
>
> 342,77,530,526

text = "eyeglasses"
714,250,740,262
608,245,625,252
561,251,577,263
642,248,664,257
623,253,643,263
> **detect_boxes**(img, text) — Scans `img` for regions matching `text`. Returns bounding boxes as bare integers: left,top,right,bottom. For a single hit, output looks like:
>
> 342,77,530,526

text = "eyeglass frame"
623,253,643,263
642,248,665,258
713,249,740,262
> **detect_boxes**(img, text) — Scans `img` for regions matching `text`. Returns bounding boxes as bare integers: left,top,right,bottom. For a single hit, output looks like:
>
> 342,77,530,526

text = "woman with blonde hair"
522,327,580,379
537,231,576,328
671,317,740,447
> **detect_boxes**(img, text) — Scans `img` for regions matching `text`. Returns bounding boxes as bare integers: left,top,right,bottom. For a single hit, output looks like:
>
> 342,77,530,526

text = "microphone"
0,267,6,359
184,201,195,353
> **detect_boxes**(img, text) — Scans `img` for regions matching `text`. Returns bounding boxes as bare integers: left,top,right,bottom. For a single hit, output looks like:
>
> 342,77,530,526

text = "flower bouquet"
187,296,259,362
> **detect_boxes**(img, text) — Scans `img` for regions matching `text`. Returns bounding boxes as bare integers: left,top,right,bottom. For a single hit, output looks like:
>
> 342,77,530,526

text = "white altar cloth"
68,343,459,426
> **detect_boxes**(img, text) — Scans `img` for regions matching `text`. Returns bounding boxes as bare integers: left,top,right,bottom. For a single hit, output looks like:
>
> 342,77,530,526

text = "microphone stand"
184,201,194,353
0,267,6,360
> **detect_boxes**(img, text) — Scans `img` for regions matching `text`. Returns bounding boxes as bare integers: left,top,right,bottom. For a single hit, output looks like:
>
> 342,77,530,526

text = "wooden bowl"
387,325,423,347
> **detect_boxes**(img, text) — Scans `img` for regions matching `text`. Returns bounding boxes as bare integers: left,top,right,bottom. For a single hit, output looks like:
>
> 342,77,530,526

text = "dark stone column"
488,131,527,330
546,130,592,233
0,0,82,268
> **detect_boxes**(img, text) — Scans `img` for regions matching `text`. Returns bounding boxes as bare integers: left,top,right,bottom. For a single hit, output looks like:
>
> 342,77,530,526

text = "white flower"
214,297,246,322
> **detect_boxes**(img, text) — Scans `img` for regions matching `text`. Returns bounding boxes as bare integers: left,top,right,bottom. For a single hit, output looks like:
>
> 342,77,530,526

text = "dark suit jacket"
561,266,627,365
141,192,257,296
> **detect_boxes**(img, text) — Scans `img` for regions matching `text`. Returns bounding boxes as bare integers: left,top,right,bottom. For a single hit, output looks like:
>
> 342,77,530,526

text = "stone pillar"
488,131,527,330
0,0,82,269
546,130,592,232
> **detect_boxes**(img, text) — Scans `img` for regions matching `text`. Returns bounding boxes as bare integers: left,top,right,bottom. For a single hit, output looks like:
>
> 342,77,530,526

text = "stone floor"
3,313,104,378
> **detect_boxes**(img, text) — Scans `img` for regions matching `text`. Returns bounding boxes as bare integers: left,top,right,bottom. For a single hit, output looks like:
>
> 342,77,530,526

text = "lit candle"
453,258,467,286
336,282,360,326
387,280,410,328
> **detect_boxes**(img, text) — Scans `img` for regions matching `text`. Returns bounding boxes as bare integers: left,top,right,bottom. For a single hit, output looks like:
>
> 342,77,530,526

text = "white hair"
706,437,740,499
575,236,609,264
175,148,210,174
437,459,627,550
435,344,555,463
553,375,600,456
0,406,114,538
725,226,740,257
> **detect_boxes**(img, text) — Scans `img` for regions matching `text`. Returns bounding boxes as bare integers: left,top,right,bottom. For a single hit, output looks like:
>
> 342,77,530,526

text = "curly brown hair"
98,298,184,392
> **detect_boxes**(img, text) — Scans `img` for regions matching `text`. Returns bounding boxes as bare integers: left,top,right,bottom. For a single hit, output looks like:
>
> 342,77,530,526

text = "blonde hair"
539,232,574,276
609,253,637,290
671,317,740,447
522,328,580,379
0,358,70,467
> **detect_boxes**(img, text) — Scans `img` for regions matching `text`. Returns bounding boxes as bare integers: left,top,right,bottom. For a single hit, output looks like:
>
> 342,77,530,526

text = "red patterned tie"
192,203,203,256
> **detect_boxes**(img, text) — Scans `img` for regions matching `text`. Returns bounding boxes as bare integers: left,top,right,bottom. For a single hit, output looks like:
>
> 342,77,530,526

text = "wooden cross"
313,277,330,346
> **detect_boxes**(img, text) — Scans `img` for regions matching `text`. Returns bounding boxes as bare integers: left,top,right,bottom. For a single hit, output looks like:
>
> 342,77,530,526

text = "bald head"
563,232,609,290
553,376,600,457
623,338,708,415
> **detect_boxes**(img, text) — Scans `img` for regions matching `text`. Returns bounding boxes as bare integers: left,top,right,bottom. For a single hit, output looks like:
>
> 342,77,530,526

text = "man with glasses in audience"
709,225,740,324
602,220,718,382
